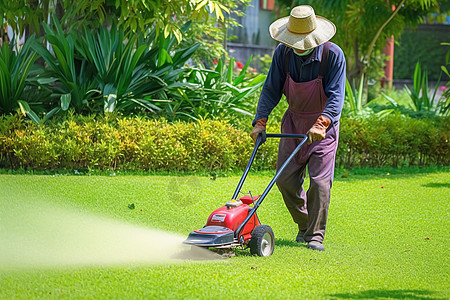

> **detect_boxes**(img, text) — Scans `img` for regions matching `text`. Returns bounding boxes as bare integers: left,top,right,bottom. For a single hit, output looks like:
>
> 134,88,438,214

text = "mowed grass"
0,170,449,299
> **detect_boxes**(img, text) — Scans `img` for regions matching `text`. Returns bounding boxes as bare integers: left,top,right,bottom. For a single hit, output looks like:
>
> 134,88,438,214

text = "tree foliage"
1,0,249,62
276,0,441,88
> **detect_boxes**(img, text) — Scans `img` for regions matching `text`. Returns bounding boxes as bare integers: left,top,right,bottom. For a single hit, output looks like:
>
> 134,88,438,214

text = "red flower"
236,61,244,69
213,59,218,65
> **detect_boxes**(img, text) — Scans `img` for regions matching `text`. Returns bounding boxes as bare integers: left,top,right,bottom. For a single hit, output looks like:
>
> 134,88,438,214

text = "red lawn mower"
184,133,308,257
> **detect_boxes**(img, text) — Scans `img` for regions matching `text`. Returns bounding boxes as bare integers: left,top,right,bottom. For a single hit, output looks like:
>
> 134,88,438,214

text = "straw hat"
269,5,336,50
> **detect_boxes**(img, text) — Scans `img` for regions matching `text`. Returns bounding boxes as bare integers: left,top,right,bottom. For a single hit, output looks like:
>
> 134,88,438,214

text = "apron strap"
319,42,332,78
283,46,292,75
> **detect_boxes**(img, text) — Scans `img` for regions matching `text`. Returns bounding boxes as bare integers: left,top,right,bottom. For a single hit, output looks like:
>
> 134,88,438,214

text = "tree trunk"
55,0,64,22
347,38,365,89
0,22,7,46
25,0,39,40
365,0,404,66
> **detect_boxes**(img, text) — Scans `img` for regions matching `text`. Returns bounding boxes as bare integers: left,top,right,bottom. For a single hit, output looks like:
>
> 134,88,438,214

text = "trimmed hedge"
0,114,260,171
337,116,449,167
0,113,448,171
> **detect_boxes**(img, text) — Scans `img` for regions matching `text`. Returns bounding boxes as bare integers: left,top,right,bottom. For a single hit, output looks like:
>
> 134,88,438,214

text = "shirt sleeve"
252,44,287,126
321,44,346,124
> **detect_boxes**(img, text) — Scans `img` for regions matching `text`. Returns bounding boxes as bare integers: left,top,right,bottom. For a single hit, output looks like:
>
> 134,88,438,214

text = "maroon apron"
276,42,339,243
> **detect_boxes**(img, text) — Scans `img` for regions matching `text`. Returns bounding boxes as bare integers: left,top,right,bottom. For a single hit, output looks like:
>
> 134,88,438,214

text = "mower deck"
184,226,237,247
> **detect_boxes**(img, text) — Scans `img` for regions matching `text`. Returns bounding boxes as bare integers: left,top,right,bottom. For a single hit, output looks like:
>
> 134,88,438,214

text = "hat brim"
269,15,336,50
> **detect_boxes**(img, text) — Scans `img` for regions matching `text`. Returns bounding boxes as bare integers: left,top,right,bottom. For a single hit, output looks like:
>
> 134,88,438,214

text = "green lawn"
0,170,449,299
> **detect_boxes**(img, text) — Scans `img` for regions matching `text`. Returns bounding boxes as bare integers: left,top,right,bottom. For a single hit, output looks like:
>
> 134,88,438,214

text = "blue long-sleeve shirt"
253,43,346,126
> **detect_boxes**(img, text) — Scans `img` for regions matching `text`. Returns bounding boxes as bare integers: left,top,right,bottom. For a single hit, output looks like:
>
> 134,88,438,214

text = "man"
250,5,346,251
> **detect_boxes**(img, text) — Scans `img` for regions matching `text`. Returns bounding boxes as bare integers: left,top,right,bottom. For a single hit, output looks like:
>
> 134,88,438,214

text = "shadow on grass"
422,182,450,188
219,238,306,257
275,238,306,248
328,289,446,299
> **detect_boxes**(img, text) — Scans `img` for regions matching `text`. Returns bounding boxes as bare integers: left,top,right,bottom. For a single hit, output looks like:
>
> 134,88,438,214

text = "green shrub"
31,16,201,118
20,16,263,123
0,113,448,171
337,115,450,167
0,113,256,171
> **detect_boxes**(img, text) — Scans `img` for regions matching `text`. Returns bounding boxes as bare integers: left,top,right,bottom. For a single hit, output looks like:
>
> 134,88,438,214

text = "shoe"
295,230,306,243
307,241,325,251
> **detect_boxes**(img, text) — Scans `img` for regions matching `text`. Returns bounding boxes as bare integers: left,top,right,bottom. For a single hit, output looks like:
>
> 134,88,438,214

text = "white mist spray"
0,201,219,269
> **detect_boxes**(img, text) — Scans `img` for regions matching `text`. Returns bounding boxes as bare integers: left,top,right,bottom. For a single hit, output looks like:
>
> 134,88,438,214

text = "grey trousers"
276,122,339,243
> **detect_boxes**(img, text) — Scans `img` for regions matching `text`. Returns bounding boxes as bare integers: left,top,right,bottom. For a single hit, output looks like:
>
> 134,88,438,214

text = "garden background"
0,0,449,171
0,1,449,299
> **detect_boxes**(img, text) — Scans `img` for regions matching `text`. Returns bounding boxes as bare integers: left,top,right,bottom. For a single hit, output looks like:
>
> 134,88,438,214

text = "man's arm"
321,43,346,124
252,44,288,127
307,44,346,144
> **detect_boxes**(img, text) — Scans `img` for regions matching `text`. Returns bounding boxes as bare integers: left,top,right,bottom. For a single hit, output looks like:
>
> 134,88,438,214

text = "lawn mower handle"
233,133,308,239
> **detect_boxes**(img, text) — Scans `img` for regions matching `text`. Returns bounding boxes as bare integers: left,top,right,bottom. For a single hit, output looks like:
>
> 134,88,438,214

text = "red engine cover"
206,204,260,237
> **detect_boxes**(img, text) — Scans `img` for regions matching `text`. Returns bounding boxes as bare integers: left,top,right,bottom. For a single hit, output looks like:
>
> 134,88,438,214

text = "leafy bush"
167,56,265,121
0,37,38,115
0,113,260,171
403,61,448,116
31,16,200,117
337,114,450,167
31,15,100,116
76,22,201,115
16,16,263,123
1,113,448,171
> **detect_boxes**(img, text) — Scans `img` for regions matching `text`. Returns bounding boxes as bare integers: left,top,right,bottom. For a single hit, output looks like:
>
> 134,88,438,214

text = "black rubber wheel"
249,225,274,257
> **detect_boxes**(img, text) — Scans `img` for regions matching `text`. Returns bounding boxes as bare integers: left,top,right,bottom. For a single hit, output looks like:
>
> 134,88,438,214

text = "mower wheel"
249,225,274,257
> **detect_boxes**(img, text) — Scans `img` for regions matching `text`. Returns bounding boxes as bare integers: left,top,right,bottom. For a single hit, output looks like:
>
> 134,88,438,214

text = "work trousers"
276,121,339,243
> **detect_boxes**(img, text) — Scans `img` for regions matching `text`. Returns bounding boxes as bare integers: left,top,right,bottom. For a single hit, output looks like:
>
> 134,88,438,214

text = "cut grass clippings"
0,170,449,299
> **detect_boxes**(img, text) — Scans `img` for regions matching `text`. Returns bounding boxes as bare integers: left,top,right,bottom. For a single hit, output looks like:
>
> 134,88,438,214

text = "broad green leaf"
26,110,41,124
226,57,234,84
37,77,58,84
43,107,61,122
18,100,40,124
441,66,450,77
357,74,364,112
195,0,208,11
61,94,72,111
17,100,31,115
104,94,117,113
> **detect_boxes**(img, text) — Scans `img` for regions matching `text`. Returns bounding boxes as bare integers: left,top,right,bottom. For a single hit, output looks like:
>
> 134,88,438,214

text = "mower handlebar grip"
265,133,308,140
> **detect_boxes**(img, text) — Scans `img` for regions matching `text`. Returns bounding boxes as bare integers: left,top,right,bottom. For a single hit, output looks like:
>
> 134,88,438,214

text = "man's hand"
250,119,267,144
306,115,331,145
